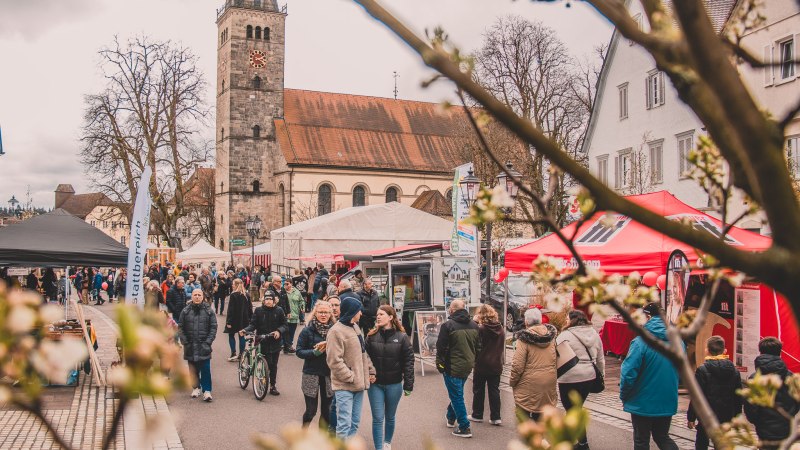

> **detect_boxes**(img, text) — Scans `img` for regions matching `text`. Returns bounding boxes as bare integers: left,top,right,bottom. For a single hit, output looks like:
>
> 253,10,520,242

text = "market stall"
270,202,453,273
232,242,271,269
176,239,231,265
504,191,800,372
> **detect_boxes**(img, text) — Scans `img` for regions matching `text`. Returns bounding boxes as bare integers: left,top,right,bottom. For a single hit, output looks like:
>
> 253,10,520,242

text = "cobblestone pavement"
0,298,183,450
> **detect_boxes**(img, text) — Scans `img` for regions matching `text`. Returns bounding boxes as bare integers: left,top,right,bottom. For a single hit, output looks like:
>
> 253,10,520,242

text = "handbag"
556,339,579,377
571,330,605,393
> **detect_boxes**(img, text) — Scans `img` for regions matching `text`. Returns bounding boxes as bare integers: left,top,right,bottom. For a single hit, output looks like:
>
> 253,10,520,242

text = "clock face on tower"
249,50,266,69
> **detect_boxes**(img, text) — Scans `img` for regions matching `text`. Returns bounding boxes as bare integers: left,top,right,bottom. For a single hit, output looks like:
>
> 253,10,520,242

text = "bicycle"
237,333,270,400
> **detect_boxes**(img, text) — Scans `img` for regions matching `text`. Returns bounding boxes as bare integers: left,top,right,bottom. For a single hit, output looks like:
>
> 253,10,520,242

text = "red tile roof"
59,193,114,219
411,189,452,218
276,89,469,174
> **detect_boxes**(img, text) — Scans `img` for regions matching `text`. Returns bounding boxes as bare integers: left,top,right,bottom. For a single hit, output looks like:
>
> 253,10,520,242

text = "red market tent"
505,191,771,274
504,191,799,372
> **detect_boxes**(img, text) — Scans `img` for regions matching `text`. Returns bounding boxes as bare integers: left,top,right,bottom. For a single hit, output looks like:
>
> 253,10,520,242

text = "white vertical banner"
125,166,153,309
451,163,478,258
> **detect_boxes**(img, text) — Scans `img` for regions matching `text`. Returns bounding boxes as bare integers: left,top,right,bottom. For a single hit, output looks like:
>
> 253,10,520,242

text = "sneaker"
489,419,502,426
269,386,280,396
227,354,238,362
383,444,391,450
191,388,201,398
452,427,472,438
446,418,455,428
203,391,212,402
467,415,483,422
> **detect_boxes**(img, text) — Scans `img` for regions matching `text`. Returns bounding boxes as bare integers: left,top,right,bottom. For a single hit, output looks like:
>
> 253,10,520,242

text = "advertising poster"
734,284,761,372
443,258,471,309
666,251,690,325
415,310,447,358
451,163,478,257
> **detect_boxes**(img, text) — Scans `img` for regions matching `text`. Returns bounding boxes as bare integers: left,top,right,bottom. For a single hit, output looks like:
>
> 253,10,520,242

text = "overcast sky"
0,0,612,209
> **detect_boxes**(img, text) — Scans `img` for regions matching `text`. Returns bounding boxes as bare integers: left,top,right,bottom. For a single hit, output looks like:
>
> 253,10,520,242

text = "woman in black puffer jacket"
365,305,414,450
296,300,335,427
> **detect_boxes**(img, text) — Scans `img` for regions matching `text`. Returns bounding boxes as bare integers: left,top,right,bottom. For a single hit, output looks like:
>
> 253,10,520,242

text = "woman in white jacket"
556,310,605,450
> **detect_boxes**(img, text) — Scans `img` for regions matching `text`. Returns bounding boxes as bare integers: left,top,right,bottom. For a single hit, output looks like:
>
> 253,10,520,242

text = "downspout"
289,166,294,225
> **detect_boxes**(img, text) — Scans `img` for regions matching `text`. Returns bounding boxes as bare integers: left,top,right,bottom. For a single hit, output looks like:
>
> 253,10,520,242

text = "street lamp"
460,163,520,305
245,215,262,299
170,228,182,251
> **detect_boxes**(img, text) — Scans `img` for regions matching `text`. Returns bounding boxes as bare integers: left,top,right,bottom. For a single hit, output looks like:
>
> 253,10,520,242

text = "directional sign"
229,239,246,246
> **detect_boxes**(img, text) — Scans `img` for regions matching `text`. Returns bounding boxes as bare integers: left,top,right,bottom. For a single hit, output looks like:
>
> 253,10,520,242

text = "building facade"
584,0,798,233
214,0,466,252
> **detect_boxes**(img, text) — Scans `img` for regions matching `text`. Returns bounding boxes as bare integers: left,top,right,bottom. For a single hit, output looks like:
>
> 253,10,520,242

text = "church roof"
275,89,468,174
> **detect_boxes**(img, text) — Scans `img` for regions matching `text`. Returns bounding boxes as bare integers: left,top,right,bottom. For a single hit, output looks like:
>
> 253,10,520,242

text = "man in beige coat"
326,293,376,440
509,308,558,421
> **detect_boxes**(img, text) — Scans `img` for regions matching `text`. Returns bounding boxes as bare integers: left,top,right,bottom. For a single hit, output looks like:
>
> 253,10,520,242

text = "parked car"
480,275,535,331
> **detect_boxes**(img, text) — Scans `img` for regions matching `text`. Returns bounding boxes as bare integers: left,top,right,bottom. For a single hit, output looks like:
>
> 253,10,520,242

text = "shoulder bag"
571,330,605,393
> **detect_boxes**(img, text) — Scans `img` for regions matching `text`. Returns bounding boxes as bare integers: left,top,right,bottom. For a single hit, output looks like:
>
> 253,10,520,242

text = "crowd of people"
4,260,798,450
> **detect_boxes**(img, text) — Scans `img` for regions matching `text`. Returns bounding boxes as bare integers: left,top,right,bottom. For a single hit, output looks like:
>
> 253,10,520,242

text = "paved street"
166,314,689,450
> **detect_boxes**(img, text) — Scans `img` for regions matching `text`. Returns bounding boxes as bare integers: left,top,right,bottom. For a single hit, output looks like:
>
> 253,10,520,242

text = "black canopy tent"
0,209,128,267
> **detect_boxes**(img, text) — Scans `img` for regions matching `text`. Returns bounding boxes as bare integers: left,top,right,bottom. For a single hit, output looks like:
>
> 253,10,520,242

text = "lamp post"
460,162,521,304
170,229,182,251
245,215,262,300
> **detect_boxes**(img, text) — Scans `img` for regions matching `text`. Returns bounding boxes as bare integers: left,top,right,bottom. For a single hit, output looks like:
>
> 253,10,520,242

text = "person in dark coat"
242,290,287,395
296,299,335,428
687,336,742,450
26,271,39,291
744,337,799,449
357,279,380,336
215,272,231,315
167,277,188,324
114,269,127,303
178,289,218,402
470,304,504,426
266,275,292,352
224,279,252,361
41,268,58,303
365,305,414,450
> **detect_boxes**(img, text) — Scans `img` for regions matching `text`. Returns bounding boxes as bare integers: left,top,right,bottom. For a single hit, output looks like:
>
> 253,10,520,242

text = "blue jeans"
334,390,364,439
188,359,212,392
368,383,403,448
444,373,469,430
228,334,245,355
284,323,298,349
329,395,337,432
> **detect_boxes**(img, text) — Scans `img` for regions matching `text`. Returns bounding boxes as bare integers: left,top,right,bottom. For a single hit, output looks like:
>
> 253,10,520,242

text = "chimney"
54,184,75,209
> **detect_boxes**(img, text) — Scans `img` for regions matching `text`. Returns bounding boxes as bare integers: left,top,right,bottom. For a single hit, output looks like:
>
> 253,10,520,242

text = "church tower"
215,0,286,251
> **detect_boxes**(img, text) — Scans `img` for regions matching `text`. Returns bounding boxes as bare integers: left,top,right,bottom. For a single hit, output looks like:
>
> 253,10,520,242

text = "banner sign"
451,163,478,257
125,166,153,309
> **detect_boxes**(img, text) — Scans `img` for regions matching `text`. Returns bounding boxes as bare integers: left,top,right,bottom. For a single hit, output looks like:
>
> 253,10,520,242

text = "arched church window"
254,0,262,7
246,25,253,39
385,187,398,203
318,184,332,216
252,180,260,193
264,27,270,40
353,185,366,207
255,26,262,40
220,31,224,45
252,125,261,138
445,188,453,204
253,76,261,89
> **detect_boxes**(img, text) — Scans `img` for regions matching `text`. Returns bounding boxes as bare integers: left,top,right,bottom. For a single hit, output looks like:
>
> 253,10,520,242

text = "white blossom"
7,306,37,333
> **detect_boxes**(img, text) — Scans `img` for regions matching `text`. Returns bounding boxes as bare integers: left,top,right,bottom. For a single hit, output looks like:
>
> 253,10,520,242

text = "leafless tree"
353,0,800,448
621,132,657,196
80,36,213,246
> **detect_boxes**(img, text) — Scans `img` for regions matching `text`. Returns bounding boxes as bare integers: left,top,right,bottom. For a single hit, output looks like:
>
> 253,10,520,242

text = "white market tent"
232,242,271,256
270,202,454,271
176,239,231,264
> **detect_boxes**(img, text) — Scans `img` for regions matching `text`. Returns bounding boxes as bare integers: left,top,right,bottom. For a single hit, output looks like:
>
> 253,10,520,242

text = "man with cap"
620,302,681,450
326,289,376,440
242,290,287,395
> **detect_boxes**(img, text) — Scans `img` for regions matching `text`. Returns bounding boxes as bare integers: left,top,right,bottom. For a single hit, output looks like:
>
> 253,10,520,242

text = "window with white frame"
614,149,633,189
646,70,665,109
780,37,795,80
618,83,629,119
788,136,800,176
648,139,664,184
597,155,609,185
677,132,694,178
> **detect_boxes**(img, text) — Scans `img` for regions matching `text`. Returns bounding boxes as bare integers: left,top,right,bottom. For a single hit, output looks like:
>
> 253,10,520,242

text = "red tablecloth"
600,319,636,356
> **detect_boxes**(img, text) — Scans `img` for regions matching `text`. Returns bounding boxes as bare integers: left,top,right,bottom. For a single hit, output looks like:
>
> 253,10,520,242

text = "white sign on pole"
125,166,153,309
451,163,478,257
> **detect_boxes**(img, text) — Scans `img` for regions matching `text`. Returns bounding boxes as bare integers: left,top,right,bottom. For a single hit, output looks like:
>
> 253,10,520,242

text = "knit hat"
643,302,661,317
338,296,363,325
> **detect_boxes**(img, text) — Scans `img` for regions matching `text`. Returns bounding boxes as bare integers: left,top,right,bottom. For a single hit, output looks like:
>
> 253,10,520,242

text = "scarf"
311,318,333,338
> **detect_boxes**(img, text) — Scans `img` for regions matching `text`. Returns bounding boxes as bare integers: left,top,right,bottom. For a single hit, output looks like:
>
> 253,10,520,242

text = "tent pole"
65,266,70,320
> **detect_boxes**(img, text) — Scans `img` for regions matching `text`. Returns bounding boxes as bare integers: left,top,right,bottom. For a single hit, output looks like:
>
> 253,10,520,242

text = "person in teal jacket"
620,303,680,450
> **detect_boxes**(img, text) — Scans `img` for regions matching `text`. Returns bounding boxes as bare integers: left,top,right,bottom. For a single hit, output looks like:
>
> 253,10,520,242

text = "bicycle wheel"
238,349,252,389
252,354,269,401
